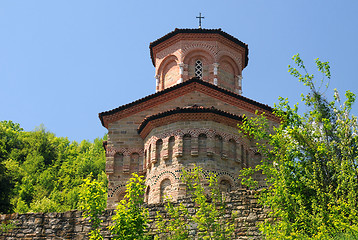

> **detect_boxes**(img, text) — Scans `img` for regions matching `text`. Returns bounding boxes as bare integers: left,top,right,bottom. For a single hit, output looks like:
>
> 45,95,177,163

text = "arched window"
114,153,123,173
195,60,203,79
198,134,207,155
160,179,172,202
229,139,236,160
156,139,163,161
148,145,151,163
144,150,147,166
144,186,150,203
183,134,191,156
214,135,223,156
219,180,231,193
168,136,175,162
131,153,139,172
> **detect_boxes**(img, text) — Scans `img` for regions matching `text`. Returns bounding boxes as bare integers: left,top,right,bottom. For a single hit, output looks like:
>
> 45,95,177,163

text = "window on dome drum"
195,60,203,79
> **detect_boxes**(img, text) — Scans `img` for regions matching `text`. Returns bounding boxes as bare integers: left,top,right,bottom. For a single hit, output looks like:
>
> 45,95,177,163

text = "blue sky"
1,1,357,142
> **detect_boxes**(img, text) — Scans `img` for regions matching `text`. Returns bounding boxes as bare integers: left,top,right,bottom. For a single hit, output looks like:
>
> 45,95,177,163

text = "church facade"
99,28,279,208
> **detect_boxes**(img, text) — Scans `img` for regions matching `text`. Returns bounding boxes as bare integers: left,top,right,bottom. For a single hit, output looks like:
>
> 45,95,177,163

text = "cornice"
98,78,278,129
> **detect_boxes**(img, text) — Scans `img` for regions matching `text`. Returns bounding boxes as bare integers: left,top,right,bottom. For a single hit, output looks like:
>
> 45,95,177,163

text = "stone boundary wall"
0,189,267,240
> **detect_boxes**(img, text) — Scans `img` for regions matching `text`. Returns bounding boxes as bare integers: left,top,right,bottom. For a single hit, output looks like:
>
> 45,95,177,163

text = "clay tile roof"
98,77,274,128
149,28,249,67
137,105,243,134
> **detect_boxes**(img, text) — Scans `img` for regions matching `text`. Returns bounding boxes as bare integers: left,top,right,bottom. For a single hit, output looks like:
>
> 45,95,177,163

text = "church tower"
99,28,278,208
150,28,248,94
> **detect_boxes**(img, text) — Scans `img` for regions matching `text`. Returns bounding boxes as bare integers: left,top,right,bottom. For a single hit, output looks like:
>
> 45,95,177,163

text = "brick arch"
160,178,172,202
218,175,235,192
183,49,214,66
216,50,242,73
157,55,179,74
156,45,182,61
157,55,179,90
181,42,217,61
218,55,240,76
150,170,178,188
108,183,126,198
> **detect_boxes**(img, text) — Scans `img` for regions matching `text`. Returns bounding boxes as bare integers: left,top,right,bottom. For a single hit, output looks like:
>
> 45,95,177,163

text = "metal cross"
196,13,204,29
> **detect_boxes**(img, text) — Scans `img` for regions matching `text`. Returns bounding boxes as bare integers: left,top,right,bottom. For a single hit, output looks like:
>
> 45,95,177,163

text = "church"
99,27,279,208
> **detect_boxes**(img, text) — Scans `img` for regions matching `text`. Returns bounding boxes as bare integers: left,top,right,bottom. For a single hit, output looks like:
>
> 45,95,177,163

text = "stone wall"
0,189,267,240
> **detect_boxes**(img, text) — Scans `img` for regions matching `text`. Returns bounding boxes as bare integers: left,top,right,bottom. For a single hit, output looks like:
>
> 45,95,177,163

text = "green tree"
239,54,358,239
156,166,235,240
0,120,107,214
79,174,107,240
155,200,190,240
0,121,23,213
108,173,150,240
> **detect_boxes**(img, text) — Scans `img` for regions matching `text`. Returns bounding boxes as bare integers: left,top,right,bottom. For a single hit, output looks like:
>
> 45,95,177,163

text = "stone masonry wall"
0,189,267,240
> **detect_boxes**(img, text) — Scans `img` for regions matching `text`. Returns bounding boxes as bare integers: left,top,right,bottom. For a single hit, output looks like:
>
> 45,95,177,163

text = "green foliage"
155,200,190,240
79,174,107,240
156,166,235,240
108,173,150,240
0,220,16,233
239,54,358,239
0,121,23,213
183,166,235,240
0,120,107,214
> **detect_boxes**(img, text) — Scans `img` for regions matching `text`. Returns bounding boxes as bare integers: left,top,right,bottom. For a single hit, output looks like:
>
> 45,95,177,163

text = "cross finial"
196,13,204,29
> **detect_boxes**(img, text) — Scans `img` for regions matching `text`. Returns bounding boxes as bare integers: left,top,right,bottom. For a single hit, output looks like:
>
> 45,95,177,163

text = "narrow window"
229,139,236,160
168,136,175,162
183,134,191,156
198,134,207,155
215,135,223,156
114,153,123,173
195,60,203,79
144,150,147,166
131,153,139,172
156,139,163,161
148,145,151,163
145,186,150,203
